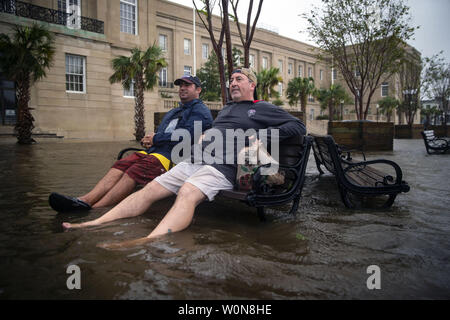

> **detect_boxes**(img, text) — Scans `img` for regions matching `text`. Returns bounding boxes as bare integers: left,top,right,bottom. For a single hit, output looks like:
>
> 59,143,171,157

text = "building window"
123,80,135,98
249,54,255,68
159,67,168,87
202,44,209,59
381,82,389,97
184,39,191,55
308,67,313,78
65,54,85,93
159,34,167,51
298,65,303,77
184,66,192,76
308,94,314,102
278,60,283,73
332,68,337,81
120,0,138,35
288,63,293,75
309,108,314,121
278,82,283,96
320,69,323,81
262,57,268,69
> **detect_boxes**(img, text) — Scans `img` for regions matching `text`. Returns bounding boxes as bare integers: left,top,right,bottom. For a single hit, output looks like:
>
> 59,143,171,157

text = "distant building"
0,0,421,139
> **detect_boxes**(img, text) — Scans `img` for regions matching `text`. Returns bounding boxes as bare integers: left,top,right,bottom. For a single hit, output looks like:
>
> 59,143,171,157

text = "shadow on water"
0,138,449,299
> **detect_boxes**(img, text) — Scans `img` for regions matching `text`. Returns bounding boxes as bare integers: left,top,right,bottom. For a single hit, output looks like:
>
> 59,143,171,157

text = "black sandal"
49,192,92,212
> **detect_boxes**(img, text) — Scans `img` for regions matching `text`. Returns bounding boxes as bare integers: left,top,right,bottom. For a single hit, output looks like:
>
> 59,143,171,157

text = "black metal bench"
218,135,312,221
310,134,410,208
421,130,449,155
118,135,313,221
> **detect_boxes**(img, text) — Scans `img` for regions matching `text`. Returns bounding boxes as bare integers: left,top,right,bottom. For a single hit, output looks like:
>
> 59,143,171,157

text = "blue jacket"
146,99,213,161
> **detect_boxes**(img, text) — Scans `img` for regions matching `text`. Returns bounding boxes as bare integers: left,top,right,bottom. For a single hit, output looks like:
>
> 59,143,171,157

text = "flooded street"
0,138,449,299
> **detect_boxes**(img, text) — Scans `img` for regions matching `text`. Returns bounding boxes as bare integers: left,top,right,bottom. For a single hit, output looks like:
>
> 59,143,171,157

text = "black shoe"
49,192,92,212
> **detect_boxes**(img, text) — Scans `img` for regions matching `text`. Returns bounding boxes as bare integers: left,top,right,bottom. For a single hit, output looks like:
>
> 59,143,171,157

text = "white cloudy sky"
167,0,450,62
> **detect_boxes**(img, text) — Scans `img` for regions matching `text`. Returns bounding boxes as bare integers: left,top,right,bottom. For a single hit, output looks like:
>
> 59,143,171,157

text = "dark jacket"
201,100,306,184
147,99,213,161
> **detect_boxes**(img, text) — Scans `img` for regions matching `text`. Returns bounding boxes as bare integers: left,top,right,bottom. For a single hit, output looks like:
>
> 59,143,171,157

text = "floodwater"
0,138,449,300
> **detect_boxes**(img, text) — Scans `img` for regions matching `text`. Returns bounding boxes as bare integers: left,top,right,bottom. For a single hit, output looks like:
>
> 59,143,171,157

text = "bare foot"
62,221,95,229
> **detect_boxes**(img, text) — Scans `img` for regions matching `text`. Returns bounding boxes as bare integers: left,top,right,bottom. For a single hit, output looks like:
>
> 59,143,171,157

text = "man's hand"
141,133,155,149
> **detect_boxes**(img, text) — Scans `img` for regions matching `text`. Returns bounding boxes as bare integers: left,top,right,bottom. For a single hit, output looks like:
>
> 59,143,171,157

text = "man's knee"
177,183,206,203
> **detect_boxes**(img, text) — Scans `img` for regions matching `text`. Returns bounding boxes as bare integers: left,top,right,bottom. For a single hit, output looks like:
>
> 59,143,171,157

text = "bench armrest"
250,163,299,195
336,143,366,161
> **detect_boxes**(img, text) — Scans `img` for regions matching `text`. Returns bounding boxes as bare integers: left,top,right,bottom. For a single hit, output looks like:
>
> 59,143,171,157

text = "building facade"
0,0,419,139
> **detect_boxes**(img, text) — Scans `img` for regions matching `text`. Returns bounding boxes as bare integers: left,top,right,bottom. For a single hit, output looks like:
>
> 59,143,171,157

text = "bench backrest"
311,134,338,174
422,130,436,141
278,135,306,167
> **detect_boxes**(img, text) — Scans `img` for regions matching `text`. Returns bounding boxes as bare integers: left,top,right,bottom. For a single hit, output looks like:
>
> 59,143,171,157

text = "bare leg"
78,168,124,205
147,183,206,239
98,183,206,249
62,180,174,229
91,173,136,208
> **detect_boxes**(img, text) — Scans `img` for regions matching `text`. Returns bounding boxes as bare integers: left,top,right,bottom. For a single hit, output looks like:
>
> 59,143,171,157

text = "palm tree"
109,44,167,141
0,24,55,144
287,77,315,119
378,96,399,123
256,67,282,101
315,84,351,121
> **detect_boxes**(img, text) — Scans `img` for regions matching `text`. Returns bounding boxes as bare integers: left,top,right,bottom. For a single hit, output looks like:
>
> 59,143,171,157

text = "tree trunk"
300,97,307,123
328,101,333,122
15,78,35,145
134,79,146,141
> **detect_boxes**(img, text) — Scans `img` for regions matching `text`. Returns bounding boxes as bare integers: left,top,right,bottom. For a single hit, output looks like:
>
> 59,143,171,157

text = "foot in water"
62,221,96,229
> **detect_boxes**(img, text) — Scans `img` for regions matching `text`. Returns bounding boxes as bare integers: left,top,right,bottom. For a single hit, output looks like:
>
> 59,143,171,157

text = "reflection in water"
0,138,449,299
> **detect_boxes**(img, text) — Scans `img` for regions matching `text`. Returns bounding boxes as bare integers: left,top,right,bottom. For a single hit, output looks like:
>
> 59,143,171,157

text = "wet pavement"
0,138,449,299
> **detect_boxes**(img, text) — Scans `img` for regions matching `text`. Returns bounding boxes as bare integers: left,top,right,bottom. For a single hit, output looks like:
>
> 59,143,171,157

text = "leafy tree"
256,67,282,101
286,77,316,118
398,54,422,125
378,96,399,122
0,23,55,144
305,0,417,120
422,52,450,127
196,51,221,101
315,84,351,121
109,44,167,141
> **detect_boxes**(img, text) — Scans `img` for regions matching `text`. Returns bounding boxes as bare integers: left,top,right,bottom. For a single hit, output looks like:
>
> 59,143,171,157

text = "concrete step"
0,126,63,138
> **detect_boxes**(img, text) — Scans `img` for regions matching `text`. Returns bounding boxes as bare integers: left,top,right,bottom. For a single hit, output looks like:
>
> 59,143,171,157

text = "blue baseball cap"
174,75,201,88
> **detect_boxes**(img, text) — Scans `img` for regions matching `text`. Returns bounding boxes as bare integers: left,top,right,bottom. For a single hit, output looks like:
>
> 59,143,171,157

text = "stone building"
0,0,420,139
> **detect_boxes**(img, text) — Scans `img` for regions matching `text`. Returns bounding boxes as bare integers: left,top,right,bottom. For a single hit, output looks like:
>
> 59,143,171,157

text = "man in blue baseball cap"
49,74,213,212
174,75,202,88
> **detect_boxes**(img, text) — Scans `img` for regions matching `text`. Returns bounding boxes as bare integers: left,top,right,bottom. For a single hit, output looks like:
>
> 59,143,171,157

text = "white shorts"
154,162,234,201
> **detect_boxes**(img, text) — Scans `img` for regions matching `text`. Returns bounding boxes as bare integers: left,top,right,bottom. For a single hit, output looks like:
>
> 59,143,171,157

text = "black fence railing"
0,0,104,34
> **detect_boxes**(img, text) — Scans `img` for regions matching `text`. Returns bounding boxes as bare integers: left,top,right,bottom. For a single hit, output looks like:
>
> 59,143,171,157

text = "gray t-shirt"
191,100,306,184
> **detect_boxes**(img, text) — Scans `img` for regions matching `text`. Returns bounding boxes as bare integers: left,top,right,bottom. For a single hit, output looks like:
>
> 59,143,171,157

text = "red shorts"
112,152,167,186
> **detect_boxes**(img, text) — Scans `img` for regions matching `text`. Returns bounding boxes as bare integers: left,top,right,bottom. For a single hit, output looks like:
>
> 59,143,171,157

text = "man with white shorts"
62,68,306,248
